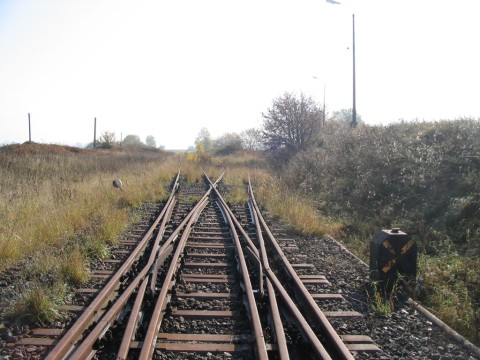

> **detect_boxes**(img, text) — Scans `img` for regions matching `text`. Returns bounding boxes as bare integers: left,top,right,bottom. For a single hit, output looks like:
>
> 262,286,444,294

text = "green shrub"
279,118,480,343
8,282,66,326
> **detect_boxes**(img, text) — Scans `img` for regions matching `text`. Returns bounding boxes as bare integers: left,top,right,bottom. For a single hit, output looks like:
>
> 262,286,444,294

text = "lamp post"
313,77,326,126
351,13,357,128
326,2,356,126
323,82,326,126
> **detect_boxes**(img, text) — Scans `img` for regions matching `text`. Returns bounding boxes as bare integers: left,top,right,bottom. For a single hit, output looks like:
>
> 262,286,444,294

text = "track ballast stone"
296,236,478,359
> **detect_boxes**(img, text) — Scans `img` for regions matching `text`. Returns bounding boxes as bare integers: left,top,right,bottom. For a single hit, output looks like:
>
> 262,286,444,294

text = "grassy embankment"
0,144,177,323
280,119,480,344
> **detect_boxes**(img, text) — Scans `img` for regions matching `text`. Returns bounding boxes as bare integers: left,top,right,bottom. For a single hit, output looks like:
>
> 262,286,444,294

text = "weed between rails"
367,279,401,316
9,282,67,326
60,247,91,285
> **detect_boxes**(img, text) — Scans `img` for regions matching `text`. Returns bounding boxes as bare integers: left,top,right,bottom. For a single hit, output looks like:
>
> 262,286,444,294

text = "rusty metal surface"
218,198,269,360
40,171,382,359
45,173,181,360
248,178,355,360
117,275,149,359
210,176,332,359
138,196,209,359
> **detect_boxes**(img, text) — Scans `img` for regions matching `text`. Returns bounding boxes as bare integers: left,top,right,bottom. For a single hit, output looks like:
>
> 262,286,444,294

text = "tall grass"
250,170,342,237
221,168,253,204
183,152,341,236
0,146,178,272
420,254,480,342
8,282,67,325
0,144,181,323
195,153,341,237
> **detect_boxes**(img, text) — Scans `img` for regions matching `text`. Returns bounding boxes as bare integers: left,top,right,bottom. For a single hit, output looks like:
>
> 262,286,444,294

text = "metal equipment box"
370,228,417,291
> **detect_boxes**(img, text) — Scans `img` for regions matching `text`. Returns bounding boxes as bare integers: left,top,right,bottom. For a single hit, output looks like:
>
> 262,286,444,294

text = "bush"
283,119,480,255
279,118,480,343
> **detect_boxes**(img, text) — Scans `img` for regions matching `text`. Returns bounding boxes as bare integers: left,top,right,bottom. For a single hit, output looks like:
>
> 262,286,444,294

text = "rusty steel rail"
217,200,269,360
206,174,332,359
249,201,288,360
63,194,178,359
72,175,223,359
46,172,226,359
203,173,261,261
45,172,181,360
248,192,332,359
204,174,285,358
43,171,359,359
139,195,209,359
137,173,268,359
117,275,149,359
248,178,355,360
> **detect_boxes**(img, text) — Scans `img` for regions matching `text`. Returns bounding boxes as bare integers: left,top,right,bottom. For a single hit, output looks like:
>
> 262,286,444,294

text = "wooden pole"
323,83,326,126
28,113,31,142
93,117,96,149
352,14,357,128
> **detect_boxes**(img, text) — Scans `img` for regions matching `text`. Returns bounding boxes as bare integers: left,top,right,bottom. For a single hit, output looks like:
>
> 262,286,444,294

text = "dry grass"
211,152,267,169
221,168,250,204
420,254,480,342
60,247,91,286
202,154,341,237
182,153,341,237
8,282,67,325
0,146,177,272
250,170,342,237
0,144,180,324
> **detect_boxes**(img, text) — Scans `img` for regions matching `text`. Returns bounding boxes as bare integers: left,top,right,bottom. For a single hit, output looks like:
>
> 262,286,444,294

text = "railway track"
13,172,381,359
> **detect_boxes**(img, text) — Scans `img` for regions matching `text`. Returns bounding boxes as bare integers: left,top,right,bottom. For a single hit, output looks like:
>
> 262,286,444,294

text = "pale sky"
1,0,479,149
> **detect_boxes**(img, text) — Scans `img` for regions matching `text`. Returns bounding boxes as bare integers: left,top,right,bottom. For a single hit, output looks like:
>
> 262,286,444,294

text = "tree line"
195,91,360,158
87,91,357,153
87,133,159,149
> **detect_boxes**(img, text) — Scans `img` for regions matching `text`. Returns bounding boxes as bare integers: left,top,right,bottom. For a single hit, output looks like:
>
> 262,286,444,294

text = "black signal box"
370,228,417,291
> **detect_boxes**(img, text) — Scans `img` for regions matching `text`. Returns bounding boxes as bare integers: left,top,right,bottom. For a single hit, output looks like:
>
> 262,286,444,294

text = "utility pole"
93,117,97,149
28,113,31,142
313,76,326,126
323,83,326,126
351,13,357,128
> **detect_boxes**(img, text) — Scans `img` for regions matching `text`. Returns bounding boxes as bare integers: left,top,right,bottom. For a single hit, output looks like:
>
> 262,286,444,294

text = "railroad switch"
370,228,417,292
